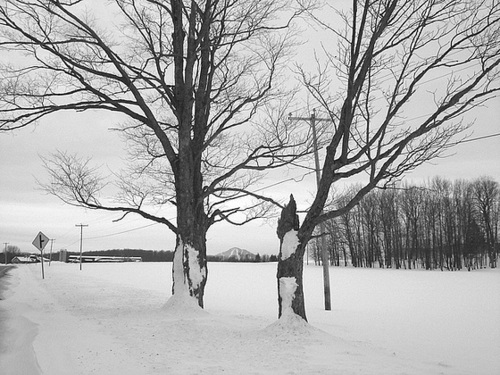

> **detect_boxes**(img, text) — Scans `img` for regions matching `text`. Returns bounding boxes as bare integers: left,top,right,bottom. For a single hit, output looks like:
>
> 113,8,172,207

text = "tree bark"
276,195,307,321
171,233,207,307
172,151,208,307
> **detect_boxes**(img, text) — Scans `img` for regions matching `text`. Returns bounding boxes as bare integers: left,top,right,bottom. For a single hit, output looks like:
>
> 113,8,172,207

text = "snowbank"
0,262,499,374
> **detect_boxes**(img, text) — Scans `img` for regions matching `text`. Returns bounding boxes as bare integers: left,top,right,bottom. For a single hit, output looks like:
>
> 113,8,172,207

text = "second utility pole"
3,242,8,265
289,109,332,311
49,239,55,266
75,224,88,271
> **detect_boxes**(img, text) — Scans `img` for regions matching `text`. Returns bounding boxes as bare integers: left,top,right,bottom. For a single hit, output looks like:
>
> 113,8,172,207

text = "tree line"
310,176,499,271
0,245,21,264
78,249,175,262
72,250,279,263
61,250,278,263
3,247,279,264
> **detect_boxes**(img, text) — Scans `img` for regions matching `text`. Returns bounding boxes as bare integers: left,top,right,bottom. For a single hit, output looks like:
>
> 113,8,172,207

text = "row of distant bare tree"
1,245,21,264
309,176,499,271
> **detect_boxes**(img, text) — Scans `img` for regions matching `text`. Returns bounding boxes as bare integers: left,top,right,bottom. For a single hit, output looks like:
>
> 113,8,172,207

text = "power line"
454,132,500,145
218,129,500,203
253,130,500,196
85,222,161,240
253,171,316,194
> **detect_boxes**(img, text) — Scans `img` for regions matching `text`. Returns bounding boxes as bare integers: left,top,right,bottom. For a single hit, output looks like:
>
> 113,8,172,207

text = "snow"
186,243,206,292
280,230,299,260
171,239,206,297
278,277,297,316
172,240,186,295
1,262,499,375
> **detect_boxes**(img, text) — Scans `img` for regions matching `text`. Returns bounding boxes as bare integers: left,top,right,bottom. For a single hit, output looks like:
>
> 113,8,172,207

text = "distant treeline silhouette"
52,249,278,263
310,176,499,270
68,249,175,262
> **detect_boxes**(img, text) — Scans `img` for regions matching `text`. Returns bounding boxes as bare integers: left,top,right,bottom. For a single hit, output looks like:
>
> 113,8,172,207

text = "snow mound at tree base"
162,293,208,317
264,312,326,338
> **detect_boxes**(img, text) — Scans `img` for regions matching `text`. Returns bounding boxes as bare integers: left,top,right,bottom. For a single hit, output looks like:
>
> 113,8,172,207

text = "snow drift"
0,262,498,375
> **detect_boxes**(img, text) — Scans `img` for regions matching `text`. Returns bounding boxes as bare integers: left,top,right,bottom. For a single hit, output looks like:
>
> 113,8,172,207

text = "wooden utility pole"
3,243,8,265
288,109,332,311
75,224,88,271
49,239,55,266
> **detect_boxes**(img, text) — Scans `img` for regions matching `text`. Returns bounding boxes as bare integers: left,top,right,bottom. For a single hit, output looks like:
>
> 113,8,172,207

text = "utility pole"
75,224,88,271
3,243,8,265
289,109,332,311
49,239,55,266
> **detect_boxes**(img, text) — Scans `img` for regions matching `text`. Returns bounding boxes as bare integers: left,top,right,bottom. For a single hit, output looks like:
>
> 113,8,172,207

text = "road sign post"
32,231,50,279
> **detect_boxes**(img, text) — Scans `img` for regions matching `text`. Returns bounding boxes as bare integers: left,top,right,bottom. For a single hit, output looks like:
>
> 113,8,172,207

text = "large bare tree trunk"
169,177,208,307
171,234,207,307
170,149,208,307
276,195,307,321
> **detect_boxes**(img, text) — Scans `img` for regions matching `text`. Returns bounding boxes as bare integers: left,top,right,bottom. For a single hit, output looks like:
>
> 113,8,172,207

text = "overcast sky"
1,2,499,256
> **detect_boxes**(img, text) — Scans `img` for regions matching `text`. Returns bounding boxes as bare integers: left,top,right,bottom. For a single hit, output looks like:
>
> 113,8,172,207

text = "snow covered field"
0,262,499,374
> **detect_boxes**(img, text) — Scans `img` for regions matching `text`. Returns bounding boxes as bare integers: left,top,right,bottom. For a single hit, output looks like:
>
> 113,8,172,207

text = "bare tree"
335,186,363,267
277,0,500,320
377,186,400,268
318,176,498,271
359,191,381,268
472,176,499,268
1,244,20,264
453,179,475,269
324,216,345,266
0,0,313,307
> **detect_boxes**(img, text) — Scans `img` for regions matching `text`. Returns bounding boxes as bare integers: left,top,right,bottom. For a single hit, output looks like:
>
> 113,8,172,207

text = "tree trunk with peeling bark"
276,195,307,321
171,234,207,306
171,131,210,306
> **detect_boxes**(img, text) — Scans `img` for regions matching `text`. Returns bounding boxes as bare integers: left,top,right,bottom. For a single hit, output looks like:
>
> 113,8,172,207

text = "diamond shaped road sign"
32,231,50,252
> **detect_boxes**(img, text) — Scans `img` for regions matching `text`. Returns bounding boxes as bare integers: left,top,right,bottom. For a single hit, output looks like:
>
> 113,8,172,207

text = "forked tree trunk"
276,195,308,321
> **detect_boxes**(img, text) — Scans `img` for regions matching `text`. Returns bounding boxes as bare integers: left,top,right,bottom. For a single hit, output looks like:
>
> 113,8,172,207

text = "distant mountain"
215,247,256,261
